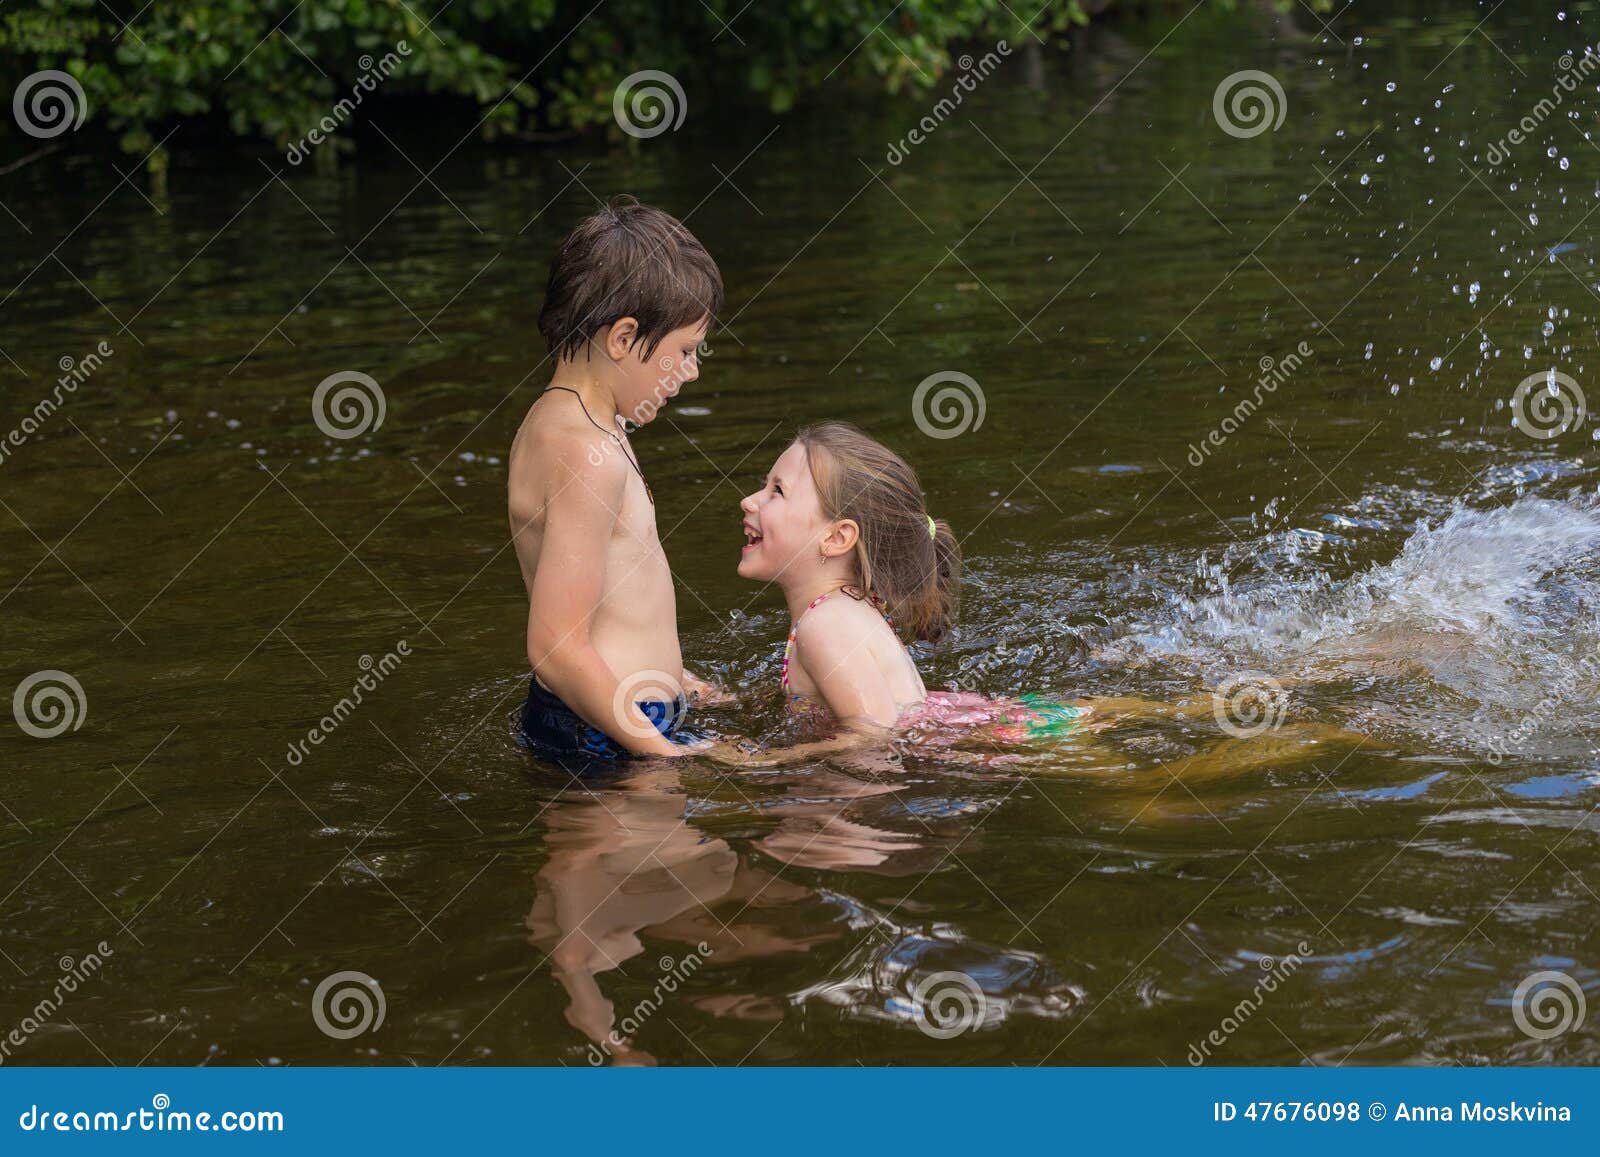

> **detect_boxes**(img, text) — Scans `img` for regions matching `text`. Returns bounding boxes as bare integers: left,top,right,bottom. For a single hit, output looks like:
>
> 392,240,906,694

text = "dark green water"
4,2,1600,1066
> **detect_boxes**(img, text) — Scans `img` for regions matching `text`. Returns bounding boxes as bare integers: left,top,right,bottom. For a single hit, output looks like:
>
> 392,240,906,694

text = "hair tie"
925,514,937,541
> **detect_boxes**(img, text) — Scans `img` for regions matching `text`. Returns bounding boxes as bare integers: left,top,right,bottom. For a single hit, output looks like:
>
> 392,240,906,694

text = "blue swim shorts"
516,675,695,761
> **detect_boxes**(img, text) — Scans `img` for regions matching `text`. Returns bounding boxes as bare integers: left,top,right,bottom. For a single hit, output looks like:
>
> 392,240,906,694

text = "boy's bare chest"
607,476,666,566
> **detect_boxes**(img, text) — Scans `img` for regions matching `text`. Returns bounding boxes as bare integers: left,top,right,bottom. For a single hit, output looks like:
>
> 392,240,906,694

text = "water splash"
1108,496,1600,761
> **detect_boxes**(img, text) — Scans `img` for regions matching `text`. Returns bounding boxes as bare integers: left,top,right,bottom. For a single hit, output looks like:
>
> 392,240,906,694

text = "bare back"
508,392,681,689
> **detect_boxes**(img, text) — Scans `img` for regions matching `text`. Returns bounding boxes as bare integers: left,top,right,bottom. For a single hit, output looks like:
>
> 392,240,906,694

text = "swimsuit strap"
781,591,835,694
779,588,894,695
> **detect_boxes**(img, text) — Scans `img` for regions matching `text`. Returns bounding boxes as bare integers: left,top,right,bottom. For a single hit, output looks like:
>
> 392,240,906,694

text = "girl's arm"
699,720,891,768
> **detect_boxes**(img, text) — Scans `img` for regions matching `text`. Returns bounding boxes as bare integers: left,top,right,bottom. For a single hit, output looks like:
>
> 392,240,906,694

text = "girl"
734,421,1089,760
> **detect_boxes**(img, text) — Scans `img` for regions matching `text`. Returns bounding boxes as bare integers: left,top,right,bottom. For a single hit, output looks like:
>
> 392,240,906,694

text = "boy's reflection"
525,764,929,1064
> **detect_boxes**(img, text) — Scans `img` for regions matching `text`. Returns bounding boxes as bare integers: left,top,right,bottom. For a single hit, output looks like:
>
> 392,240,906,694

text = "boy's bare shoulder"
509,396,627,496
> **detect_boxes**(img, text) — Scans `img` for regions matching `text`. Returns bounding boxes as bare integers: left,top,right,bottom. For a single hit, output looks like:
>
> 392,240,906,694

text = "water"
3,1,1600,1066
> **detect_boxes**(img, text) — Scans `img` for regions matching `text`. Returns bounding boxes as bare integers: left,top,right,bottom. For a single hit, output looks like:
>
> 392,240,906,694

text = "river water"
2,0,1599,1065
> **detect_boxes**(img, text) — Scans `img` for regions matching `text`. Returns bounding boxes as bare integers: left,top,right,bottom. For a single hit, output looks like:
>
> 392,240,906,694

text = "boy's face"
610,316,709,427
738,441,827,583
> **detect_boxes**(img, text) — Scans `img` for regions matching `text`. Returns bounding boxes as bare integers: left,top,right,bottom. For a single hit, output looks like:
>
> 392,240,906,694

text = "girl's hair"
795,421,961,643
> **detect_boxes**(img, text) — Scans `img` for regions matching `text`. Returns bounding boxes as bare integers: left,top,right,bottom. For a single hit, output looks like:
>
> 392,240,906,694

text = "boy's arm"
519,443,685,758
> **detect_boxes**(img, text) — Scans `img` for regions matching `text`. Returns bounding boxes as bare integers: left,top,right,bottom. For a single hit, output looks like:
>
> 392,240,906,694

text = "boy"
510,195,722,759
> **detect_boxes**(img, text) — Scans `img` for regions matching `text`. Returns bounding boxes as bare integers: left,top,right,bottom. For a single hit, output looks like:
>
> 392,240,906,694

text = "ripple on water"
792,897,1089,1033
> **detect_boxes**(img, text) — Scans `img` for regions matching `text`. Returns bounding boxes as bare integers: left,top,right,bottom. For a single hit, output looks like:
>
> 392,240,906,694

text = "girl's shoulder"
793,592,892,645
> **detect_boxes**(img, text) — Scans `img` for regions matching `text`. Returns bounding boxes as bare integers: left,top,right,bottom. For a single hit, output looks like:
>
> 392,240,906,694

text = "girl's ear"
822,518,860,559
603,317,640,361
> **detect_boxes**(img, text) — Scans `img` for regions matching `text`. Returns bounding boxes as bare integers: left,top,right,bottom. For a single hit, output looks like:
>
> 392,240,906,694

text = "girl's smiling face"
738,441,827,582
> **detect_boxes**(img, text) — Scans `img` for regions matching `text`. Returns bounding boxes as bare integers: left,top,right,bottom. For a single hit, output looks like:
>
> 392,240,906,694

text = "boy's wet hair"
795,421,962,644
538,194,723,363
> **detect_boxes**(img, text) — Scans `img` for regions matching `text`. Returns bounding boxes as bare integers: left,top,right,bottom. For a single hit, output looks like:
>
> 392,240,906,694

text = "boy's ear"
603,317,640,361
823,518,860,558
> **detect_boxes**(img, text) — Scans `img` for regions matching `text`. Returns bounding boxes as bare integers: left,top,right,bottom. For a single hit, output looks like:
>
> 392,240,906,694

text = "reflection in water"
526,765,941,1063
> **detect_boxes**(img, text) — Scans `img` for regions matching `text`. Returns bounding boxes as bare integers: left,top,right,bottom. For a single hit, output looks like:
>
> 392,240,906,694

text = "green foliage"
0,0,1178,160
